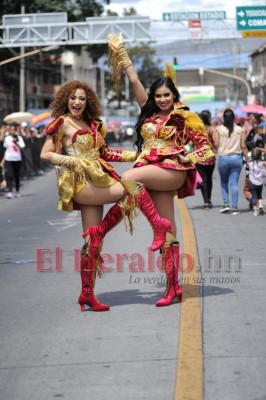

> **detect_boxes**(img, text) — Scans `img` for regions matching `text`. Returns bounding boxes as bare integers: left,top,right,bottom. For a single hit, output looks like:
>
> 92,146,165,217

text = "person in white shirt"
2,124,25,199
248,147,266,216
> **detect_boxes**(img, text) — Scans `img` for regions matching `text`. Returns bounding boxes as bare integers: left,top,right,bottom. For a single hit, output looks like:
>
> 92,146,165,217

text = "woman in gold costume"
41,80,174,312
106,33,215,307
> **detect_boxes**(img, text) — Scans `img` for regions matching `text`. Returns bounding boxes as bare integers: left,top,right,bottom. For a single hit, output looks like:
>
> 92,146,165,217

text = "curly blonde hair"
50,80,102,121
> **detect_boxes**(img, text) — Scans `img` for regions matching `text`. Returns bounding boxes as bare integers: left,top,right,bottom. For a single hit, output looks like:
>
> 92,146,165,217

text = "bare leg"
80,204,103,231
74,181,127,206
121,165,186,191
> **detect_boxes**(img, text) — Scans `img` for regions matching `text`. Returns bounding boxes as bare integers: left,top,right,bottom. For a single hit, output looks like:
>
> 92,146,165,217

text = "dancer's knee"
121,169,135,180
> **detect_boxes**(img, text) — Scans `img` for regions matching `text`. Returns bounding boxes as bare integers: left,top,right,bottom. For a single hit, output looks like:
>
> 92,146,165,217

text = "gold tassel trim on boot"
118,195,139,236
81,241,104,278
117,179,140,235
161,232,180,271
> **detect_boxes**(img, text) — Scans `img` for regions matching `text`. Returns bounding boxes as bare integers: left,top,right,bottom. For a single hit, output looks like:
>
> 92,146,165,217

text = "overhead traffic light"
173,57,179,70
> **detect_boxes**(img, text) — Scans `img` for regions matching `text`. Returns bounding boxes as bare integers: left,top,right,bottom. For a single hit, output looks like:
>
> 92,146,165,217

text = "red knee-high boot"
156,233,183,307
78,243,110,312
82,184,173,253
137,185,174,251
82,203,123,253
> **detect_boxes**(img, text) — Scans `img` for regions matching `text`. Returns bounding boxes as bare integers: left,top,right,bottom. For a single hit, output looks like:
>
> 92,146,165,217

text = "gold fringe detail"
108,48,123,91
165,231,179,247
94,242,104,278
81,241,104,278
119,194,139,236
121,179,140,196
107,32,132,91
54,125,64,154
161,232,179,271
116,180,142,235
184,111,208,137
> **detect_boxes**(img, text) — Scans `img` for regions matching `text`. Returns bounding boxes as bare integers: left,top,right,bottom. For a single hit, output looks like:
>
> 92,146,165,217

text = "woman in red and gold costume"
41,80,174,312
106,33,215,307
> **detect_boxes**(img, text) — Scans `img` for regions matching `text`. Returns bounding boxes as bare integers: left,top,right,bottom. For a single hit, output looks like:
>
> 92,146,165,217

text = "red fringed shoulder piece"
45,117,64,135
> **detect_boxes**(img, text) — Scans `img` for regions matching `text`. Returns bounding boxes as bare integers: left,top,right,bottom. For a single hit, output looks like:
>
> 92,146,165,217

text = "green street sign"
162,11,226,21
236,6,266,31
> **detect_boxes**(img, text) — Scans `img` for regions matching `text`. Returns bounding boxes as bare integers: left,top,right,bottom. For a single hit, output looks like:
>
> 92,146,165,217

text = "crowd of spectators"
0,111,265,212
199,110,266,215
0,121,52,199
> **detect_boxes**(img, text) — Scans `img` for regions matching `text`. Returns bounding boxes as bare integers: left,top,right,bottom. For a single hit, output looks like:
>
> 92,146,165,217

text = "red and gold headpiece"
163,61,178,88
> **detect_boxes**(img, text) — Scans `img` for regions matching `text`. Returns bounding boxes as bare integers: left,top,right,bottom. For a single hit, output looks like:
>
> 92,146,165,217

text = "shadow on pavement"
88,284,234,310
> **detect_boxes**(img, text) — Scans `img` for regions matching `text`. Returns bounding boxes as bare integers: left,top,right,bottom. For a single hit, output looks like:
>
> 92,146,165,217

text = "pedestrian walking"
213,108,248,215
2,124,25,199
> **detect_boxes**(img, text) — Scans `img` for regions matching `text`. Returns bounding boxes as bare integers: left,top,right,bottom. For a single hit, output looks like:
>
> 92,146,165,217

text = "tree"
106,9,118,17
123,8,137,16
0,0,110,21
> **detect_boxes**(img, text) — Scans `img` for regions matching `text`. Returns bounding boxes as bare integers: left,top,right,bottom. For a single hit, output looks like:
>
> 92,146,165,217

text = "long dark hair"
134,77,181,152
223,108,235,136
199,109,211,127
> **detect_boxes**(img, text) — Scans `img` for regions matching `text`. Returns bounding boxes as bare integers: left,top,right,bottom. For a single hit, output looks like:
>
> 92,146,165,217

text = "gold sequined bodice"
141,122,176,140
65,132,103,160
141,122,176,149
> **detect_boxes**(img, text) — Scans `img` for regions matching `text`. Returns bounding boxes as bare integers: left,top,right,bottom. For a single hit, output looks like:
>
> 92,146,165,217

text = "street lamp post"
0,45,59,67
20,4,25,111
199,67,252,105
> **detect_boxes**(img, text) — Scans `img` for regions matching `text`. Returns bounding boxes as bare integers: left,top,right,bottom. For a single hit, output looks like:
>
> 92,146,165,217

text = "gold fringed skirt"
55,159,140,230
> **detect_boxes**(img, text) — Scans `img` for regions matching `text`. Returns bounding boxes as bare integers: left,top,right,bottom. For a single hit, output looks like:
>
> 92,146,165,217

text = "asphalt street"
0,143,265,400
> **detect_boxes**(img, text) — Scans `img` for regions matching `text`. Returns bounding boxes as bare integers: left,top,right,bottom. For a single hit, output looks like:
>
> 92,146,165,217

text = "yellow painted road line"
174,198,203,400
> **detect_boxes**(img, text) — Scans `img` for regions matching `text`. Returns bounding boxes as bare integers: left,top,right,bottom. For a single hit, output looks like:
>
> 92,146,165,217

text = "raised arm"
107,32,147,107
124,64,147,107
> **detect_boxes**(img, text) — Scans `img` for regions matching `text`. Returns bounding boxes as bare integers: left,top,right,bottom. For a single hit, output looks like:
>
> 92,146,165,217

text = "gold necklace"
65,113,83,120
